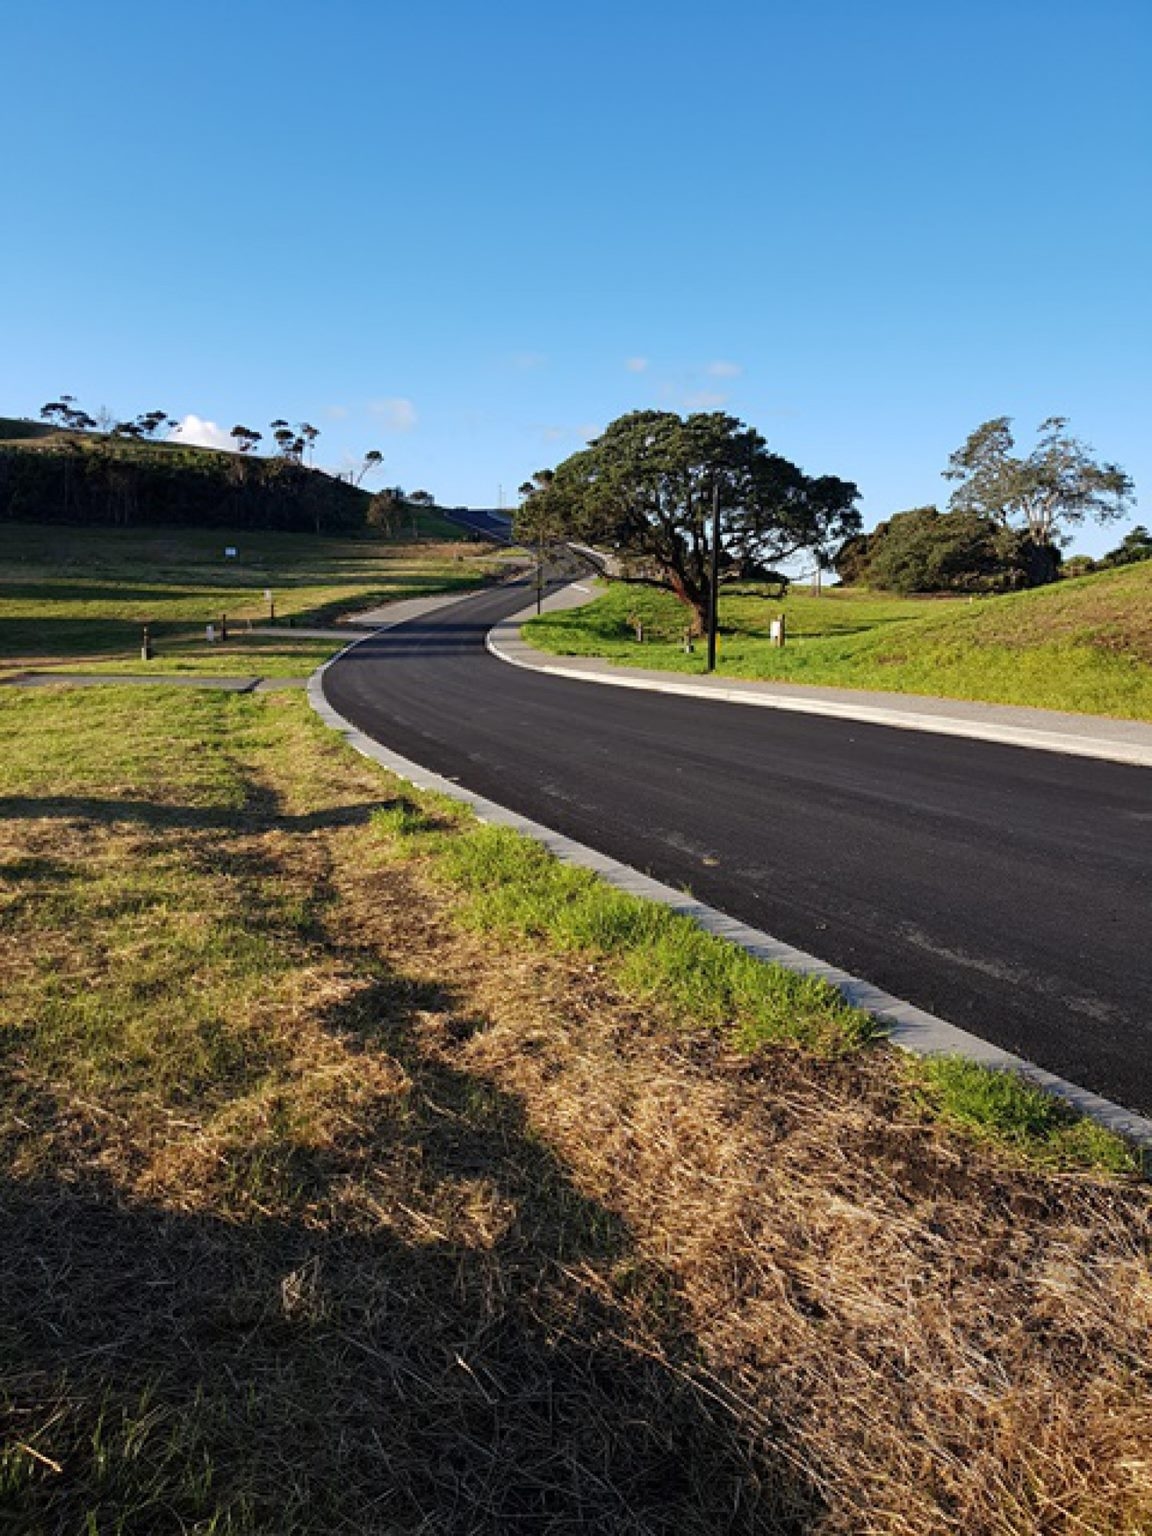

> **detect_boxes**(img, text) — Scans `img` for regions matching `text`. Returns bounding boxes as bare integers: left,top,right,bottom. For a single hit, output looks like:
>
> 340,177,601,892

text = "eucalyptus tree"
944,417,1134,583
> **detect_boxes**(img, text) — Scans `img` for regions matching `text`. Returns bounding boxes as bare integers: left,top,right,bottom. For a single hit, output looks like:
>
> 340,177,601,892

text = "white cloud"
368,397,417,433
323,403,350,421
625,356,649,373
532,421,602,446
706,360,742,377
682,390,728,410
168,414,234,451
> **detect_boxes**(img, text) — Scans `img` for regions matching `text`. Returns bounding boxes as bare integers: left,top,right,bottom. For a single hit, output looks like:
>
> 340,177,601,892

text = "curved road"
325,580,1152,1116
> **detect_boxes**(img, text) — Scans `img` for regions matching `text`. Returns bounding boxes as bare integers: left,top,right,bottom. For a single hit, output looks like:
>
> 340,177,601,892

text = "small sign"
264,588,272,602
206,623,216,643
224,546,238,559
769,619,782,644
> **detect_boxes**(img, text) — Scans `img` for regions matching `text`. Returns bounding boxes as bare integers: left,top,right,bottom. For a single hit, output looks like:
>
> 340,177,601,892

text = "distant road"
324,581,1152,1116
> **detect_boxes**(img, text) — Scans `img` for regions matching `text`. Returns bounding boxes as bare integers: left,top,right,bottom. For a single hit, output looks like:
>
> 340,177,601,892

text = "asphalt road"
324,580,1152,1115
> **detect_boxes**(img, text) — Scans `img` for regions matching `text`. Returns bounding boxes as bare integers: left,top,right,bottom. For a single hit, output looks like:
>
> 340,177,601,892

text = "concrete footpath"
2,673,307,692
487,583,1152,769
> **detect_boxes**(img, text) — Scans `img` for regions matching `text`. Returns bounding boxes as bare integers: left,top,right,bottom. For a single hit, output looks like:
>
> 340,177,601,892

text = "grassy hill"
0,422,369,534
524,560,1152,720
0,522,511,678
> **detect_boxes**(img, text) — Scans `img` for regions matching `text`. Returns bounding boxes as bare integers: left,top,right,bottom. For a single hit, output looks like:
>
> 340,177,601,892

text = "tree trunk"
666,570,707,635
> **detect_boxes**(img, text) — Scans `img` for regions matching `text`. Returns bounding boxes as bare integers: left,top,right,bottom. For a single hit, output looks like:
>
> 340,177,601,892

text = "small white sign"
224,547,238,559
769,619,782,642
206,623,216,643
264,588,272,602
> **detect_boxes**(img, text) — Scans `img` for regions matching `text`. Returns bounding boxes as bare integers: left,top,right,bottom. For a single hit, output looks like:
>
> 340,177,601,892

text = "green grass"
0,522,507,676
909,1056,1140,1174
373,804,871,1054
525,562,1152,720
433,823,876,1055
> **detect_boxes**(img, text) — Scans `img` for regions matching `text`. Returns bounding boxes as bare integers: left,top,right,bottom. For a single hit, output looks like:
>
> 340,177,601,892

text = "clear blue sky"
2,0,1148,551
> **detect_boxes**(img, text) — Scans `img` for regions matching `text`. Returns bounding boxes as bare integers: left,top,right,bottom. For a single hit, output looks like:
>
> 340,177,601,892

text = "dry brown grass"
2,688,1151,1533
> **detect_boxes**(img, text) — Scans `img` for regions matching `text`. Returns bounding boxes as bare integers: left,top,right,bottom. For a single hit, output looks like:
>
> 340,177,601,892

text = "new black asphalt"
324,581,1152,1116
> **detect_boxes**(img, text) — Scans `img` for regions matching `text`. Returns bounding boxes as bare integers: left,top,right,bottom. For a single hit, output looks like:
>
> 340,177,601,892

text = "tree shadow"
0,956,822,1533
0,794,403,837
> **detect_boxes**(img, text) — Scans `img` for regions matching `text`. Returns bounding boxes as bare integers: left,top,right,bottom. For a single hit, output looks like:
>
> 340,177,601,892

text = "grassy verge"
0,522,509,679
525,562,1152,720
2,684,1150,1532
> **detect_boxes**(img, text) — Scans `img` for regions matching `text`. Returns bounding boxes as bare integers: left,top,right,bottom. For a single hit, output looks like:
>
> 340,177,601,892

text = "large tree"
516,411,860,633
944,417,1134,584
835,505,1042,594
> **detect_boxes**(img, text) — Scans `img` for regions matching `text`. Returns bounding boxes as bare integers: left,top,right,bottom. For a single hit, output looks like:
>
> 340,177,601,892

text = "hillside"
0,521,509,678
0,423,369,534
525,560,1152,720
0,415,59,442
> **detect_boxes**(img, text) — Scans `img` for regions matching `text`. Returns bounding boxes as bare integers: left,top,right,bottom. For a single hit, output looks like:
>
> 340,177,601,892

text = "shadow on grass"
0,793,403,837
0,958,821,1533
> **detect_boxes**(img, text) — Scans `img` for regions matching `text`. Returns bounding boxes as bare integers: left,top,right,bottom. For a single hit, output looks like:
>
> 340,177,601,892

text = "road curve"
324,580,1152,1116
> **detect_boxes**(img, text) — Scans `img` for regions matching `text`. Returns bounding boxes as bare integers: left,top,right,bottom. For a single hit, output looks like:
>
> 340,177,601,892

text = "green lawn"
525,562,1152,720
0,522,507,677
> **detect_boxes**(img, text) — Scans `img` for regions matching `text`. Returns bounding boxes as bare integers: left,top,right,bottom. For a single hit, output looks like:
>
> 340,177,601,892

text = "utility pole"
706,477,721,673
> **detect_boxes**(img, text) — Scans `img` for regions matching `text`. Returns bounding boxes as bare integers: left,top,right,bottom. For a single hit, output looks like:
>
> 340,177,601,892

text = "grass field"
2,680,1150,1532
525,561,1152,720
0,522,509,678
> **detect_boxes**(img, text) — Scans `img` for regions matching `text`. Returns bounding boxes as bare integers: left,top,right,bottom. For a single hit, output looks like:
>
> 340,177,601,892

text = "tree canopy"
516,411,860,631
834,506,1048,594
1099,524,1152,570
943,417,1133,583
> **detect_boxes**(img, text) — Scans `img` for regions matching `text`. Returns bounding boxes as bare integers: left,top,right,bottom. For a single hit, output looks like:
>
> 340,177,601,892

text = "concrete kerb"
307,632,1152,1153
486,588,1152,770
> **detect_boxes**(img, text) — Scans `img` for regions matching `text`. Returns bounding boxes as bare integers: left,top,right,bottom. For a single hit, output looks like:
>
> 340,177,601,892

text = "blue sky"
2,0,1148,551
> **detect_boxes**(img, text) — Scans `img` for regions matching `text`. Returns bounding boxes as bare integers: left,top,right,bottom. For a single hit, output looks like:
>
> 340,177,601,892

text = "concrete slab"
3,672,262,692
